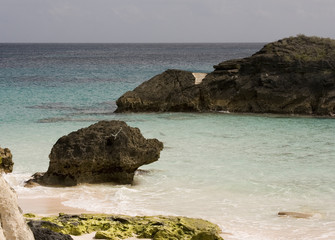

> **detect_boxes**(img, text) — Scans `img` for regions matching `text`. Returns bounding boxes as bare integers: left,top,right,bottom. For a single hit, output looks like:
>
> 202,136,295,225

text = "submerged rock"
27,213,223,240
278,211,314,219
116,35,335,116
0,147,13,173
26,120,163,186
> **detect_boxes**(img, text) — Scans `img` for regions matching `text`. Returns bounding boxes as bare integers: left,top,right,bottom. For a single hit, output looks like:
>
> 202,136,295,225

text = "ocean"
1,43,335,240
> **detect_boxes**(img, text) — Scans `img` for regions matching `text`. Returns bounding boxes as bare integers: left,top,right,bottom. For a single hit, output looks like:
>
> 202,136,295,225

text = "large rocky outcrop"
27,120,163,186
116,35,335,116
0,147,35,240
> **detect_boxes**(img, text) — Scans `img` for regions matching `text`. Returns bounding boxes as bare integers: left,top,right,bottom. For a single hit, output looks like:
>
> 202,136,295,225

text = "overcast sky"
1,0,335,43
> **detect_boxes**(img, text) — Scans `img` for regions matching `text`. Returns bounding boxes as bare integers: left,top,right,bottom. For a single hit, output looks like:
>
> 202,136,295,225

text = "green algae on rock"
26,214,223,240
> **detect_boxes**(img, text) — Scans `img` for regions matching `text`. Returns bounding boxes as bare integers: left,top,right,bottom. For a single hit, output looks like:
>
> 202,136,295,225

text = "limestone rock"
0,175,35,240
27,120,163,186
0,147,13,173
115,35,335,116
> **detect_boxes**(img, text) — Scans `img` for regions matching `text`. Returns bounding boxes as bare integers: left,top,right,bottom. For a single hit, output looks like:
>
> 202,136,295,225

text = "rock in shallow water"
27,120,163,186
0,146,14,173
116,35,335,116
278,211,314,219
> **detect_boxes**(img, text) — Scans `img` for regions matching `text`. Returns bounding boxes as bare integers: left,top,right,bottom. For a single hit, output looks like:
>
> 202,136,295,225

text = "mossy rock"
27,213,223,239
23,213,37,218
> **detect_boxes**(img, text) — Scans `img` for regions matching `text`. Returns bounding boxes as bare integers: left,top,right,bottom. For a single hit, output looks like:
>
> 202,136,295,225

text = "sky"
1,0,335,43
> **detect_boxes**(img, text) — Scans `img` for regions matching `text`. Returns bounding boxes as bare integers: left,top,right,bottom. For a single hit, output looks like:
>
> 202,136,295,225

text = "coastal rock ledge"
27,120,163,186
116,35,335,116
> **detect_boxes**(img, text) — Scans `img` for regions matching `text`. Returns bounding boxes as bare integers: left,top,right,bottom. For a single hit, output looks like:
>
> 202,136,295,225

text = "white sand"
18,197,94,215
192,73,207,84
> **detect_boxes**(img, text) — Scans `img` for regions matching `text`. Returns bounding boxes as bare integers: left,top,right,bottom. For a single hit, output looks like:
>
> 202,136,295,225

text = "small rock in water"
278,211,314,219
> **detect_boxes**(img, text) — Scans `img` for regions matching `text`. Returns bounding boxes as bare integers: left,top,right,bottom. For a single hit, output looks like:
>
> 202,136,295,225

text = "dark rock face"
115,69,202,112
116,35,335,116
28,221,74,240
27,120,163,186
0,147,13,173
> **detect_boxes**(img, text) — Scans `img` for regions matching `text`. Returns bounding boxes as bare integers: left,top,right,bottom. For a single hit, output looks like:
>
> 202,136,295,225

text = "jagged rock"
0,174,35,240
116,35,335,116
0,147,14,173
26,120,163,186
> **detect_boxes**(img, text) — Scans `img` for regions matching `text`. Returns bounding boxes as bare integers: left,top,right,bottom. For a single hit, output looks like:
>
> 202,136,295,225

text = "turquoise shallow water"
1,43,335,239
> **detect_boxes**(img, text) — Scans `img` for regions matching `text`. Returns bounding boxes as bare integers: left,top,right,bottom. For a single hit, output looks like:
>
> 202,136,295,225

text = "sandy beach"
18,197,147,239
18,197,93,216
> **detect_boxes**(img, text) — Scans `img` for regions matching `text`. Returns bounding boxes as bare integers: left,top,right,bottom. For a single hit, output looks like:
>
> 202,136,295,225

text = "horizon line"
0,41,268,44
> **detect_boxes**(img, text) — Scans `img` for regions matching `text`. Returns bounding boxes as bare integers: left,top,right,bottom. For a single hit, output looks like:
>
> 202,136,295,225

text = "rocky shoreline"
116,35,335,116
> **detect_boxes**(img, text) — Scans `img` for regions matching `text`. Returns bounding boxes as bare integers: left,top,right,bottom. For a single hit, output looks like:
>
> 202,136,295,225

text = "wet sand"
18,197,93,215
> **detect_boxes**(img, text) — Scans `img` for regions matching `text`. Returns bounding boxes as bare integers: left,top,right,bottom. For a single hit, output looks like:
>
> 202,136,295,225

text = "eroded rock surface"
27,213,223,240
28,221,74,240
0,147,13,173
27,120,163,186
115,69,202,112
116,35,335,116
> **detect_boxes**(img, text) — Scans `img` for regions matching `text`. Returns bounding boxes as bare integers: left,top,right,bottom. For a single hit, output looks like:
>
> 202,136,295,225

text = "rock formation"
116,35,335,116
0,147,35,240
0,147,14,173
27,120,163,186
27,213,223,240
115,69,201,112
28,221,74,240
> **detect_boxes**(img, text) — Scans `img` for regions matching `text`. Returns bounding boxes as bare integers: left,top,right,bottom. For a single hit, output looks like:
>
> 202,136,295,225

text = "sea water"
1,43,335,240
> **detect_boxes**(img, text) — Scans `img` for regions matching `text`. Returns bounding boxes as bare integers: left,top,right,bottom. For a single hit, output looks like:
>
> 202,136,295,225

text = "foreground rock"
116,35,335,116
27,120,163,186
28,221,74,240
0,147,35,240
26,213,223,240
